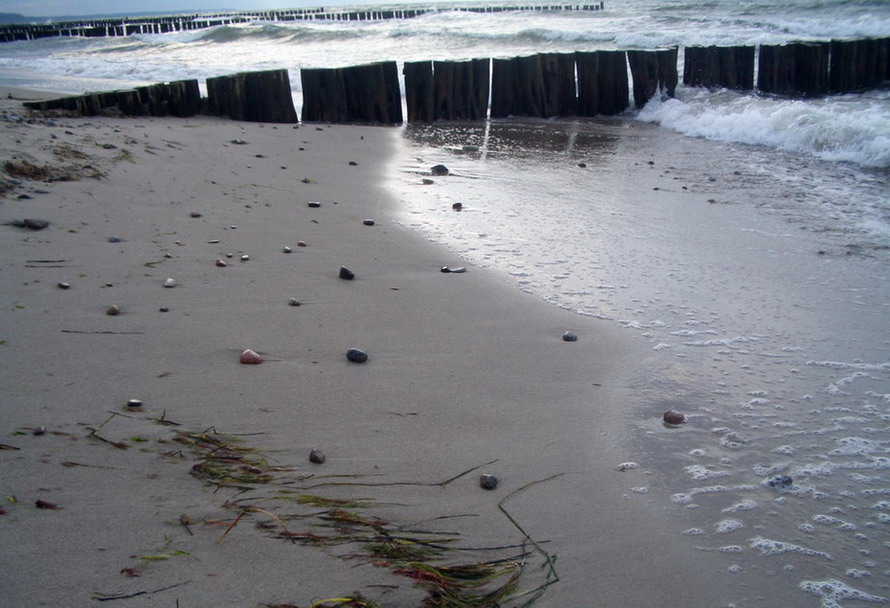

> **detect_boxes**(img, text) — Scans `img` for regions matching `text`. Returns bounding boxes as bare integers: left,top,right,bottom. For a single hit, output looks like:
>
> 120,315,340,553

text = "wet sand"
0,88,726,607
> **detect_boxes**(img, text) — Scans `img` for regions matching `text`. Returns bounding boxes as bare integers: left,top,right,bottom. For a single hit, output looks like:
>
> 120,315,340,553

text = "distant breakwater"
22,38,890,125
0,3,605,42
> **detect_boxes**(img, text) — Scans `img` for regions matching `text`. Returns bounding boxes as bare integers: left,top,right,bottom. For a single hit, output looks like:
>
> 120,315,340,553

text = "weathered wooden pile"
20,37,890,126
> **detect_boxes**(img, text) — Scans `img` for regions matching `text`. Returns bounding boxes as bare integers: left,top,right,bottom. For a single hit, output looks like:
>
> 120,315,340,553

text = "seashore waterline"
390,116,890,607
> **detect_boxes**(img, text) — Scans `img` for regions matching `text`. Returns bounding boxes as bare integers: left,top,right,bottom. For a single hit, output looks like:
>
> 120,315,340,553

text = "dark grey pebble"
363,219,375,226
190,211,203,218
346,348,368,363
663,409,686,425
452,202,463,211
348,161,358,166
339,266,355,280
309,449,326,464
288,298,301,307
480,474,498,490
106,305,121,316
33,426,47,436
578,162,587,168
255,154,265,158
23,218,49,230
159,307,169,312
767,475,793,488
57,282,70,290
422,178,434,185
126,399,143,408
17,193,32,200
441,266,466,273
430,164,449,176
308,201,321,208
563,331,578,342
230,139,248,145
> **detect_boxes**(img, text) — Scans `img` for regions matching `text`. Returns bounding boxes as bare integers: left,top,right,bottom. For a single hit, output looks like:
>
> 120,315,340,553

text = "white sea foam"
799,579,888,607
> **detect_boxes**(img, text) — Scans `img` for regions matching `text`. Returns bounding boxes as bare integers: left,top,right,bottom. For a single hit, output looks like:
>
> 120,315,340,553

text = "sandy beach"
0,88,729,607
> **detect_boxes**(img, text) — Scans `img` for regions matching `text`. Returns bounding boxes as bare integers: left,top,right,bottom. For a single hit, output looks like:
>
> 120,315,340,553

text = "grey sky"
1,0,394,18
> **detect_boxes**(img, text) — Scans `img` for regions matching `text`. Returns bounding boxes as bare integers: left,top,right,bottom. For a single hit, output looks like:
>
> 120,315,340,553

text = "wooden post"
683,46,717,87
207,69,297,123
300,68,347,123
404,60,434,123
656,47,679,97
577,50,627,116
490,57,518,118
540,52,577,116
627,49,659,108
339,61,402,124
760,42,828,96
432,58,490,121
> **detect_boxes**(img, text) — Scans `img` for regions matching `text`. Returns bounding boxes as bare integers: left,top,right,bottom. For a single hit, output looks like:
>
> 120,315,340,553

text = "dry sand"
0,87,723,607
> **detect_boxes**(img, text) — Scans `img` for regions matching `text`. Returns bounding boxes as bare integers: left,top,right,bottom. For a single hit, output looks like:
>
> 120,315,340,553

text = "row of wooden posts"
0,4,604,42
23,38,890,125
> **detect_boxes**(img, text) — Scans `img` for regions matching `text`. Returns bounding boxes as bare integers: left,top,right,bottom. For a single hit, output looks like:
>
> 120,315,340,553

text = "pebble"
288,298,301,307
430,164,449,176
107,236,123,243
441,266,466,273
163,277,177,288
57,282,70,290
164,253,173,259
283,246,292,253
240,254,249,262
663,409,686,425
22,218,49,230
239,349,263,365
297,241,307,247
230,139,248,145
308,201,321,208
33,426,47,436
480,474,499,490
208,239,220,244
563,331,579,342
363,219,375,226
422,178,434,185
339,266,355,280
159,307,169,312
126,399,143,408
216,259,227,267
106,304,121,316
452,202,463,211
309,449,326,464
190,212,203,218
346,348,368,363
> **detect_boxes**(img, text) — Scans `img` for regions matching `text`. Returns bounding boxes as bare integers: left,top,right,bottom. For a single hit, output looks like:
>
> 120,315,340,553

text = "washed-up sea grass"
90,418,559,607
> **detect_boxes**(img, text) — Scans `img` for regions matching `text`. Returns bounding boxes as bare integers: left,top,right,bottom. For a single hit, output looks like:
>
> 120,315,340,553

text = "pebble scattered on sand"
126,399,143,408
663,409,686,425
106,304,121,316
430,164,449,176
33,426,47,436
283,246,292,253
57,282,70,290
163,277,177,288
422,178,434,185
346,348,368,363
452,202,463,211
563,331,578,342
480,474,499,490
159,307,169,312
288,298,301,307
230,139,248,145
190,212,203,218
363,219,375,226
240,349,263,365
13,218,49,230
309,449,326,464
339,266,355,280
216,259,227,267
615,462,639,472
308,201,321,208
240,254,249,262
441,266,466,273
297,241,307,247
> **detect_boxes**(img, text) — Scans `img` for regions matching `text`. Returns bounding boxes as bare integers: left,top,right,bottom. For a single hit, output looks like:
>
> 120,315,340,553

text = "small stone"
107,236,123,243
216,259,227,267
57,282,70,290
105,282,113,287
297,241,307,247
430,164,449,176
106,305,121,316
288,298,301,307
363,219,375,226
163,277,177,288
33,426,47,436
208,239,220,244
348,161,358,166
308,201,321,208
663,409,686,425
240,254,249,262
339,266,355,280
230,139,248,145
190,211,203,218
164,253,173,259
283,246,292,254
23,218,49,230
563,331,578,342
480,474,498,490
452,202,463,211
159,306,169,312
767,475,793,489
346,348,368,363
440,266,466,273
226,253,233,258
126,399,143,408
578,162,587,168
422,178,434,185
239,349,263,365
309,449,326,464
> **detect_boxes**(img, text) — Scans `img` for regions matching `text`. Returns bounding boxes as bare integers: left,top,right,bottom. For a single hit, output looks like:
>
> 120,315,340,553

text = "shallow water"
390,116,890,607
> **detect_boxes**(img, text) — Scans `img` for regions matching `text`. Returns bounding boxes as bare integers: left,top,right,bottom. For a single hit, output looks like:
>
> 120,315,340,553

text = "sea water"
1,1,889,605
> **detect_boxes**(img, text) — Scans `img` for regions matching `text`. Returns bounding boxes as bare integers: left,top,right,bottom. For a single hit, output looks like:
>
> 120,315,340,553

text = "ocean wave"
637,88,890,168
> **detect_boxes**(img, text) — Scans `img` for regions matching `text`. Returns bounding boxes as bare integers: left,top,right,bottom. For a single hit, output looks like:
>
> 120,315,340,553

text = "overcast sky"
1,0,405,18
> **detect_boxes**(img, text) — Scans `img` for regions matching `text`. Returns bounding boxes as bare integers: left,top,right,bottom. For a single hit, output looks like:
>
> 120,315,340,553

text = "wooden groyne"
0,4,605,42
20,36,890,126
